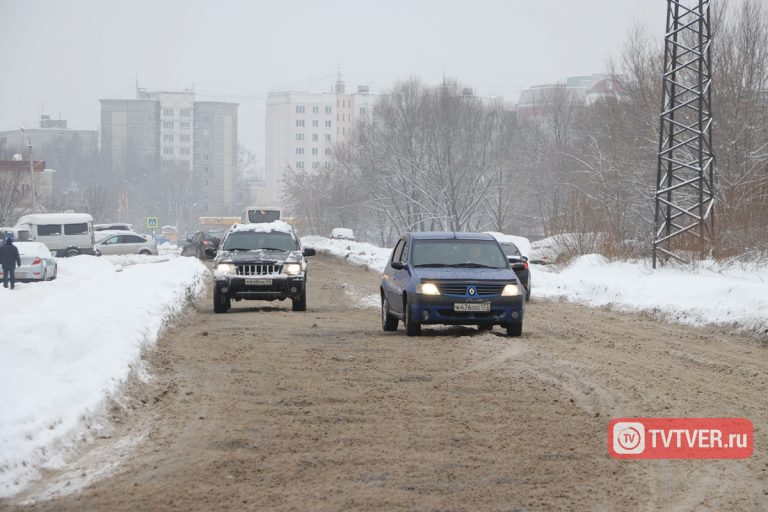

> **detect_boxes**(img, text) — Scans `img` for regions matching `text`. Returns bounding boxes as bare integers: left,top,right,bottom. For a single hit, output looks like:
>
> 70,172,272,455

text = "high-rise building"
100,89,238,224
263,79,376,208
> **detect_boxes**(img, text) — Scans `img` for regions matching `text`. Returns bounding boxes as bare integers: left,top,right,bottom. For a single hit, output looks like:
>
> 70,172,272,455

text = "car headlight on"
417,282,440,295
501,283,521,296
282,263,302,276
215,263,236,275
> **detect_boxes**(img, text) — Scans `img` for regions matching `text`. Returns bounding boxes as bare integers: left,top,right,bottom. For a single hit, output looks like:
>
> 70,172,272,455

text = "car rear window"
500,243,521,257
412,239,508,269
64,223,89,235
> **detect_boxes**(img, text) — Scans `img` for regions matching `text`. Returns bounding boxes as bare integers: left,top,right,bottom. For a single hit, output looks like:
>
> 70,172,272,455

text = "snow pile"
485,232,531,257
0,254,208,497
535,255,768,336
230,220,294,234
301,236,392,272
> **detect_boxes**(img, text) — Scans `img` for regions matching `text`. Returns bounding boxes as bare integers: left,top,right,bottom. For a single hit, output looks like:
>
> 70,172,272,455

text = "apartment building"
263,81,376,207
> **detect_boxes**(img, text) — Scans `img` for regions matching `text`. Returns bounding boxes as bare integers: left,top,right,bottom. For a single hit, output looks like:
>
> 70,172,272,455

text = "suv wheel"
213,286,230,313
66,248,80,257
292,287,307,311
381,295,398,331
506,321,523,337
404,298,421,336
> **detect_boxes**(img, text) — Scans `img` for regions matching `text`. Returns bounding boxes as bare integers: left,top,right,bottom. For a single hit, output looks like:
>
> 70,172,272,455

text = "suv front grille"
437,283,505,296
236,264,282,276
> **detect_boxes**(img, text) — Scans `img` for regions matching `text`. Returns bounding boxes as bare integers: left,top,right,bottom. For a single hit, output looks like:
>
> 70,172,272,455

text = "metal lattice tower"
653,0,715,268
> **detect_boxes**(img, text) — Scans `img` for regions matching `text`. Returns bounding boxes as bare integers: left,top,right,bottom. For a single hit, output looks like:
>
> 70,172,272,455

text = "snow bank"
535,255,768,337
0,254,208,497
301,236,392,272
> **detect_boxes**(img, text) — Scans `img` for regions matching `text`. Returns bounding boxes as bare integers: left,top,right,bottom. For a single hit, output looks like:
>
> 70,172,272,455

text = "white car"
95,232,158,256
4,242,58,281
329,227,355,241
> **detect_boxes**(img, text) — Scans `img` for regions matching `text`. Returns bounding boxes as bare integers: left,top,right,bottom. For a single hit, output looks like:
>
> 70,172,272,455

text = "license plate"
454,302,491,312
245,278,272,286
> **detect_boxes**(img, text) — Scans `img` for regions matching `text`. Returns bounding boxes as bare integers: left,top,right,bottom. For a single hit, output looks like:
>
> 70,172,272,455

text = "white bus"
16,213,96,256
241,207,282,224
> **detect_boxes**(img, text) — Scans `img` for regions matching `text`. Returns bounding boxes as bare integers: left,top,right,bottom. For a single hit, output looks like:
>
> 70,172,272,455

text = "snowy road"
3,255,767,511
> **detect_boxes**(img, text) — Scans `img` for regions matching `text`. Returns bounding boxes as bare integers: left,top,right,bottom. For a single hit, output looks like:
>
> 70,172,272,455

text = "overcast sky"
0,0,665,162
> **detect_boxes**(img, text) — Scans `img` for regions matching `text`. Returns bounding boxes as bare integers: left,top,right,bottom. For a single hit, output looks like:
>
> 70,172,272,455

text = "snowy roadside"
303,236,768,338
0,254,208,497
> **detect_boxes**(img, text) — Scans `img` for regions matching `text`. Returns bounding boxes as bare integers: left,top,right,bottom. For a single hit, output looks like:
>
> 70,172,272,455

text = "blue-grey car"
380,232,525,337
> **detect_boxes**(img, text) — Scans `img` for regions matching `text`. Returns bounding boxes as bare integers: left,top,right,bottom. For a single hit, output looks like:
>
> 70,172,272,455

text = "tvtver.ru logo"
612,422,645,454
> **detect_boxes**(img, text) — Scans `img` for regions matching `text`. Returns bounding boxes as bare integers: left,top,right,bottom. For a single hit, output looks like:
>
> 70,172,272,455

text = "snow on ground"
0,253,207,497
534,255,768,337
302,236,391,272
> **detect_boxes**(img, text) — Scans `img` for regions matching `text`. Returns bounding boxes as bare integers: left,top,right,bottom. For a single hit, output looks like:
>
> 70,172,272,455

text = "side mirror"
204,248,217,257
302,247,316,257
391,261,405,270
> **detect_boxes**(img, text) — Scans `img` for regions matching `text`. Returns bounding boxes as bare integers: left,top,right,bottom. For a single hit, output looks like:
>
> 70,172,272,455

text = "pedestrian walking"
0,234,21,289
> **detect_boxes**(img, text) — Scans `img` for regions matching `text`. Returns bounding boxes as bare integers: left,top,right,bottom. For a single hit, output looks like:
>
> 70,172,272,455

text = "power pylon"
653,0,715,268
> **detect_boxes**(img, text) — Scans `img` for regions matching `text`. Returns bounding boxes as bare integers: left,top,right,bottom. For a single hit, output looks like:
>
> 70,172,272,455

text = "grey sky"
0,0,664,161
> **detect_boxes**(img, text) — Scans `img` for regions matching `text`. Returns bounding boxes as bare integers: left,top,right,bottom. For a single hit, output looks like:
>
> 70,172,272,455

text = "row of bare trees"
284,0,768,257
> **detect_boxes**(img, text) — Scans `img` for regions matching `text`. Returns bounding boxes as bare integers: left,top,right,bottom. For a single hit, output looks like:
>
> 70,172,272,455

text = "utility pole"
652,0,715,267
28,138,36,213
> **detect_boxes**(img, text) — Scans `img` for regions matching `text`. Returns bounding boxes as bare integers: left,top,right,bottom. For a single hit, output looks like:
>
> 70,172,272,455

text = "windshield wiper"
259,247,288,252
225,248,251,251
414,263,448,267
448,263,500,269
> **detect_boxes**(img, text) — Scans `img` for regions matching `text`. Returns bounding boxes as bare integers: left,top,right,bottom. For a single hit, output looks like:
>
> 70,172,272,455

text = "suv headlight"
501,283,521,296
282,263,302,276
215,263,236,275
416,282,440,295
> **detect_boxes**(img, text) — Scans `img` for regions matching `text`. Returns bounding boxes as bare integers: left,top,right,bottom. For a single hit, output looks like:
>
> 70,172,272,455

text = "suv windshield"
412,239,508,269
222,231,297,252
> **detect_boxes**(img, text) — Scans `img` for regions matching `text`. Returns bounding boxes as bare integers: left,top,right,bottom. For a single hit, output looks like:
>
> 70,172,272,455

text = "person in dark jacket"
0,234,21,289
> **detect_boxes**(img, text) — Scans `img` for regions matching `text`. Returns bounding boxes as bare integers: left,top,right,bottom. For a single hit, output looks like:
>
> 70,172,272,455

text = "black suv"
212,222,316,313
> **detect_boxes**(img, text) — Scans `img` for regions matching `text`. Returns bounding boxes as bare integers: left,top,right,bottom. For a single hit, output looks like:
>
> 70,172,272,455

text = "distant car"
498,241,531,301
3,242,58,281
181,230,227,259
94,232,158,256
380,232,525,337
330,228,355,241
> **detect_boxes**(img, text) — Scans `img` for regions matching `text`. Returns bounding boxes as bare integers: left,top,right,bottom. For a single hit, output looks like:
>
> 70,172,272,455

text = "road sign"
146,216,159,229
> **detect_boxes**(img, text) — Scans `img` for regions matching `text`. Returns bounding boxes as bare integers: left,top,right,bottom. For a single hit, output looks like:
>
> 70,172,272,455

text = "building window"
296,106,305,114
163,108,174,117
296,119,305,127
163,121,174,129
204,166,209,174
325,134,331,142
325,106,332,114
325,120,331,128
312,134,318,142
180,134,191,142
163,134,174,143
312,147,318,155
296,161,304,169
180,147,191,155
325,148,332,155
360,107,367,116
296,133,304,141
312,161,320,170
163,147,174,155
325,162,331,169
204,179,209,186
312,106,319,114
204,154,209,161
296,147,304,155
312,120,319,127
180,108,192,117
180,121,191,129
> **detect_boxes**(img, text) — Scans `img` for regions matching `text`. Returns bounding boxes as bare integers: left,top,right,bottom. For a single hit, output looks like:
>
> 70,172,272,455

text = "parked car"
498,241,531,301
329,227,355,241
181,230,227,260
380,232,525,337
94,223,134,232
16,213,96,256
211,221,316,313
1,241,58,281
94,232,158,256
